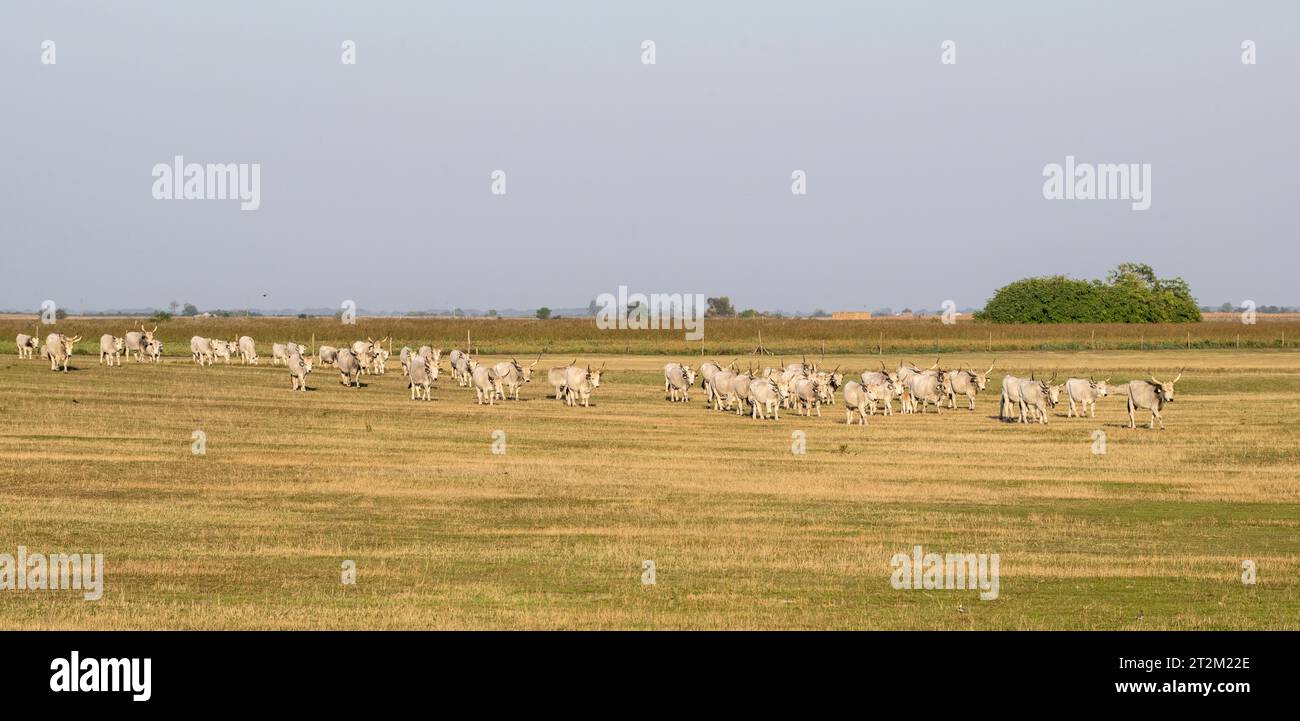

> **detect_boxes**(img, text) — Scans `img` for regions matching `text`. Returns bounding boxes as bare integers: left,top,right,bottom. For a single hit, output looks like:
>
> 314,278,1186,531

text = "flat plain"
1,321,1298,629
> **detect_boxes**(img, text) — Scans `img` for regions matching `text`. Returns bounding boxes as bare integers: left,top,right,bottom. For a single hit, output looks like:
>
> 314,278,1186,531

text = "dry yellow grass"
1,347,1297,629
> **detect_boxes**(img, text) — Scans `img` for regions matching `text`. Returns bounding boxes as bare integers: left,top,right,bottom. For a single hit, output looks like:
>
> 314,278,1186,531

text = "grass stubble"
0,343,1297,629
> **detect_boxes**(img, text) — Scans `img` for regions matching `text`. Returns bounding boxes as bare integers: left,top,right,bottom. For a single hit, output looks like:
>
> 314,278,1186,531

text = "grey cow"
16,333,41,359
124,323,157,362
1126,370,1182,430
408,355,435,400
317,345,339,367
841,381,871,426
238,336,258,364
945,360,995,410
1064,377,1110,418
563,364,604,407
663,363,696,402
749,376,789,420
191,336,214,366
288,351,313,391
494,357,539,400
335,348,363,387
43,333,81,372
548,360,576,401
698,361,724,408
1011,375,1061,424
471,364,503,405
99,334,125,366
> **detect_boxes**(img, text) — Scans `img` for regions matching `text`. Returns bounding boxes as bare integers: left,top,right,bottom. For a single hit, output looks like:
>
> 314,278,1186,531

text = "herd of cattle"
17,324,607,408
665,358,1184,430
17,326,1182,428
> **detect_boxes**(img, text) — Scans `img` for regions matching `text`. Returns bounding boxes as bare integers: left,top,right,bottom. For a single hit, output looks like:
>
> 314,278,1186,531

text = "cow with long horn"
124,323,156,362
1126,369,1182,430
945,359,995,411
1065,376,1110,418
43,333,81,372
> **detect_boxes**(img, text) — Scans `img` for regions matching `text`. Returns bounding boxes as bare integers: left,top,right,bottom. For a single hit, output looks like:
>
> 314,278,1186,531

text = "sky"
2,1,1296,313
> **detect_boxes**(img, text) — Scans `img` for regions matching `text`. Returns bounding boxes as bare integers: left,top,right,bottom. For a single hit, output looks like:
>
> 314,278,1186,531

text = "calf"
16,333,41,359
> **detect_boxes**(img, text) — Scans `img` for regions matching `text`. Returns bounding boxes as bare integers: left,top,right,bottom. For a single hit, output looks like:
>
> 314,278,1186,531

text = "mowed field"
2,338,1299,628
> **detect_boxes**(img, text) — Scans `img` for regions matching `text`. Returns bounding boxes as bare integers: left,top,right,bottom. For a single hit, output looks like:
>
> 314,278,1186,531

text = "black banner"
0,631,1287,710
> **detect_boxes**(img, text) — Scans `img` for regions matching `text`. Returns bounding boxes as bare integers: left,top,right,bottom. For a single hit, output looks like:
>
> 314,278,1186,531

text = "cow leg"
1127,398,1136,428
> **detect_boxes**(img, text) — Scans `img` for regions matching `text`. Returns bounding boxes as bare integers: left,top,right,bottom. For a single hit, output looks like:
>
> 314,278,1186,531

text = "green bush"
975,263,1201,323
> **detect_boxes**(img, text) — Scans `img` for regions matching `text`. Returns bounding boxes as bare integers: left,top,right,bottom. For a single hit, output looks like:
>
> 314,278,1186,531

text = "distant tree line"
975,263,1201,323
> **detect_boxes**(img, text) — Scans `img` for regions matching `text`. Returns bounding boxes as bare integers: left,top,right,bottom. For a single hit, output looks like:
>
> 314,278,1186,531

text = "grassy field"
1,339,1298,629
4,315,1299,357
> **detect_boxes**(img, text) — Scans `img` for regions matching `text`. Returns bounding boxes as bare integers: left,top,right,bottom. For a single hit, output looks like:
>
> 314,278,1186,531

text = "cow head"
114,337,126,353
1148,370,1183,402
140,323,157,343
684,364,697,386
587,363,605,389
827,366,844,391
1091,377,1111,397
968,360,995,390
61,335,80,354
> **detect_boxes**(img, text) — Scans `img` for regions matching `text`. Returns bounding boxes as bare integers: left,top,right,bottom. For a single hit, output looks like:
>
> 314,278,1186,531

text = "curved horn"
151,325,158,333
1102,376,1111,384
985,359,995,375
928,357,939,370
1171,368,1184,384
1149,372,1160,384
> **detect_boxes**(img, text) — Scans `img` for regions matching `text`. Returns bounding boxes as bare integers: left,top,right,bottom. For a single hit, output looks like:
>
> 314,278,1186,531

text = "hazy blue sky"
3,1,1296,312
